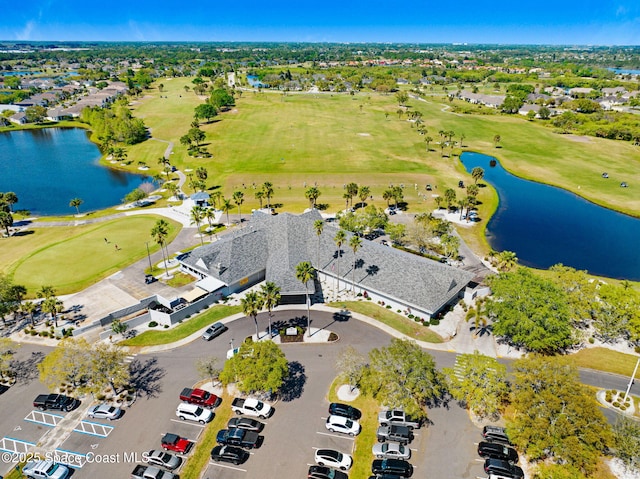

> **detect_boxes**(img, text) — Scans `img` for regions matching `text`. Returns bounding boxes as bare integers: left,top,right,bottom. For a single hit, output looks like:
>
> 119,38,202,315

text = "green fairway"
7,216,181,296
129,78,639,220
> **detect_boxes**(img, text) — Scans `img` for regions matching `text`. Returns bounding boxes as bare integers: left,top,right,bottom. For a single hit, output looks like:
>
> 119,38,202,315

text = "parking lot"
1,316,500,479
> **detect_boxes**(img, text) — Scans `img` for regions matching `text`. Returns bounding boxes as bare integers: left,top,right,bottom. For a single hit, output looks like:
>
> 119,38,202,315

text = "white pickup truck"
22,461,70,479
231,397,273,419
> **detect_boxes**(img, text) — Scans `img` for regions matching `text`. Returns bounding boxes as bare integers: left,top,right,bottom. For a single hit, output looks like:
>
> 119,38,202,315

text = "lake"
460,151,640,281
0,128,148,216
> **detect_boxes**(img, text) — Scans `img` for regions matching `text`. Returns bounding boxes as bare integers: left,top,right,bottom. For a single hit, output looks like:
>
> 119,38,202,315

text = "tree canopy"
219,340,288,395
486,268,576,354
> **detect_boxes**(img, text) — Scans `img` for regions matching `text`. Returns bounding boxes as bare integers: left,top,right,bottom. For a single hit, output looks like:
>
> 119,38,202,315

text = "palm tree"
2,192,18,212
295,261,315,337
69,198,83,215
334,230,346,292
195,166,208,182
151,218,171,278
424,136,433,151
221,198,233,226
42,296,64,327
0,211,13,236
345,183,358,208
255,190,265,209
262,181,274,208
190,206,205,246
241,291,264,339
349,235,362,292
305,186,321,209
21,300,38,326
465,298,489,337
37,285,56,300
471,167,485,184
313,219,324,267
382,189,394,207
232,190,244,223
493,134,501,148
212,191,223,209
358,186,370,207
459,133,466,147
497,250,518,271
444,188,457,210
260,282,281,338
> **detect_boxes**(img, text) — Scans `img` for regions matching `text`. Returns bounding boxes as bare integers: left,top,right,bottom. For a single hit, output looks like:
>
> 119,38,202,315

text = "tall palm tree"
295,261,315,337
21,300,38,326
262,181,274,208
69,198,83,215
42,296,64,327
425,136,433,151
260,282,281,338
497,251,518,271
212,191,223,209
349,235,362,292
313,219,324,267
471,167,485,184
190,205,205,246
37,285,56,300
345,182,358,208
151,218,170,278
233,190,244,223
465,298,489,337
357,186,371,208
241,291,264,339
255,190,265,209
382,189,394,207
305,186,321,209
0,211,13,236
221,198,233,226
334,230,346,292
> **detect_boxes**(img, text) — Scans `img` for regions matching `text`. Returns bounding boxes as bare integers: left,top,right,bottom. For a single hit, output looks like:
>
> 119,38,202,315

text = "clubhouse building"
177,210,474,320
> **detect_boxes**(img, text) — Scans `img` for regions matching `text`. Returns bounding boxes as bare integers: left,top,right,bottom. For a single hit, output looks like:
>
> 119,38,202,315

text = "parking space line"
0,437,35,454
24,410,64,427
316,431,355,441
73,420,114,438
169,419,206,428
55,448,87,468
208,462,247,472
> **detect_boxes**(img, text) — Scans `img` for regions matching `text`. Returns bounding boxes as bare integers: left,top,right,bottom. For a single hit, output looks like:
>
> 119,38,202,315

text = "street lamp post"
145,242,153,272
229,338,234,351
623,356,640,403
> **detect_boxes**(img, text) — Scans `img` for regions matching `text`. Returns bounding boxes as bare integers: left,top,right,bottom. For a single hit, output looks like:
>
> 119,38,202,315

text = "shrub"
588,337,595,344
386,305,391,309
635,345,640,354
30,330,38,336
620,405,627,411
366,296,371,300
430,318,440,326
408,314,414,319
613,401,620,407
164,325,169,329
397,309,401,313
39,331,49,337
148,321,158,328
605,393,612,403
328,332,338,341
96,393,106,401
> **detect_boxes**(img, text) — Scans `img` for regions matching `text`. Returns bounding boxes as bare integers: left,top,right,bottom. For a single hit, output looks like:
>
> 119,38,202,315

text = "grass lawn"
180,392,233,479
569,347,640,377
327,301,443,343
327,378,379,479
118,304,241,347
5,215,180,296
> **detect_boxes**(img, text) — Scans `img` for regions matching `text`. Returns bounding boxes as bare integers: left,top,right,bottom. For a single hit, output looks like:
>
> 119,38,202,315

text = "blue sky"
0,0,639,45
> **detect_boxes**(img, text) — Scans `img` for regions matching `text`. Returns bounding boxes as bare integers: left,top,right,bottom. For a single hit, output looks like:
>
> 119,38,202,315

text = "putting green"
9,215,181,296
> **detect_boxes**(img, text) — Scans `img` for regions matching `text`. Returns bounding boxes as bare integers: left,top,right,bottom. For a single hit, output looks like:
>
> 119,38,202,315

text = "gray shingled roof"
180,210,473,314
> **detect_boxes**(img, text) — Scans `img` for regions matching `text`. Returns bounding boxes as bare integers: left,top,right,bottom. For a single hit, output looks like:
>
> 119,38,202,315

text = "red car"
161,433,192,454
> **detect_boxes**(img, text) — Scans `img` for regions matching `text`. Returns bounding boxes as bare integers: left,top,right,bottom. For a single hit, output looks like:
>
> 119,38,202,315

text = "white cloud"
16,21,36,40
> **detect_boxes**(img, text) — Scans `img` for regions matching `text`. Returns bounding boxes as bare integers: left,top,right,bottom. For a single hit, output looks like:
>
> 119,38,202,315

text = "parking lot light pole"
230,338,234,351
623,356,640,403
145,242,153,272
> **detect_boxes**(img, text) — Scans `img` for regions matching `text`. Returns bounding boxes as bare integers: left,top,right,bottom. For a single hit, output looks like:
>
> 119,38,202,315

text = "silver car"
144,449,182,470
87,403,121,421
372,441,411,460
202,322,228,341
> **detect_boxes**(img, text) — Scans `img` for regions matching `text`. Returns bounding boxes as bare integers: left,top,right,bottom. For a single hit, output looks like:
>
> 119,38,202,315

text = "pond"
0,128,149,216
459,151,640,281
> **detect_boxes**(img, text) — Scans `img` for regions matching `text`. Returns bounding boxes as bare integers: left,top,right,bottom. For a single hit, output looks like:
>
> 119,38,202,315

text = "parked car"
478,441,518,463
314,449,353,471
377,410,421,429
179,388,220,408
376,425,413,445
371,458,413,478
210,445,249,465
308,465,348,479
176,403,213,424
22,460,70,479
227,417,265,432
484,458,524,479
33,394,79,412
131,464,177,479
372,442,411,460
326,414,361,436
458,180,465,188
329,402,362,420
202,322,227,341
216,427,261,449
144,450,182,470
87,403,121,421
161,433,192,454
482,425,512,445
231,397,273,418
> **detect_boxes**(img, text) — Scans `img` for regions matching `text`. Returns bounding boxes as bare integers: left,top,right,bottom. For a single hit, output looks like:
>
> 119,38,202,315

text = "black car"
202,322,228,341
458,180,465,188
482,425,512,445
478,441,518,463
308,465,348,479
210,445,249,465
227,417,265,432
371,459,413,478
328,402,362,420
484,458,524,479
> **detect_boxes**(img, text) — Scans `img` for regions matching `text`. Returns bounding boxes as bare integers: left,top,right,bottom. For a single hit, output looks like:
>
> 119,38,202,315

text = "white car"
372,441,412,460
87,403,121,420
22,461,70,479
176,402,213,424
325,414,361,436
314,448,353,471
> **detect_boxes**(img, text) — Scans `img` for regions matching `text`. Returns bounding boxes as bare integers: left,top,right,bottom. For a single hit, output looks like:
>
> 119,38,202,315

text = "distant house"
569,87,593,98
602,87,626,96
396,78,409,85
178,210,474,319
518,104,541,116
9,112,27,124
190,192,210,207
46,108,72,122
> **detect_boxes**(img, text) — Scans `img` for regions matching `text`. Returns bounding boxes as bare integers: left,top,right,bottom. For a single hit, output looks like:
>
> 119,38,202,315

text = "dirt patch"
357,132,371,137
566,134,592,143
